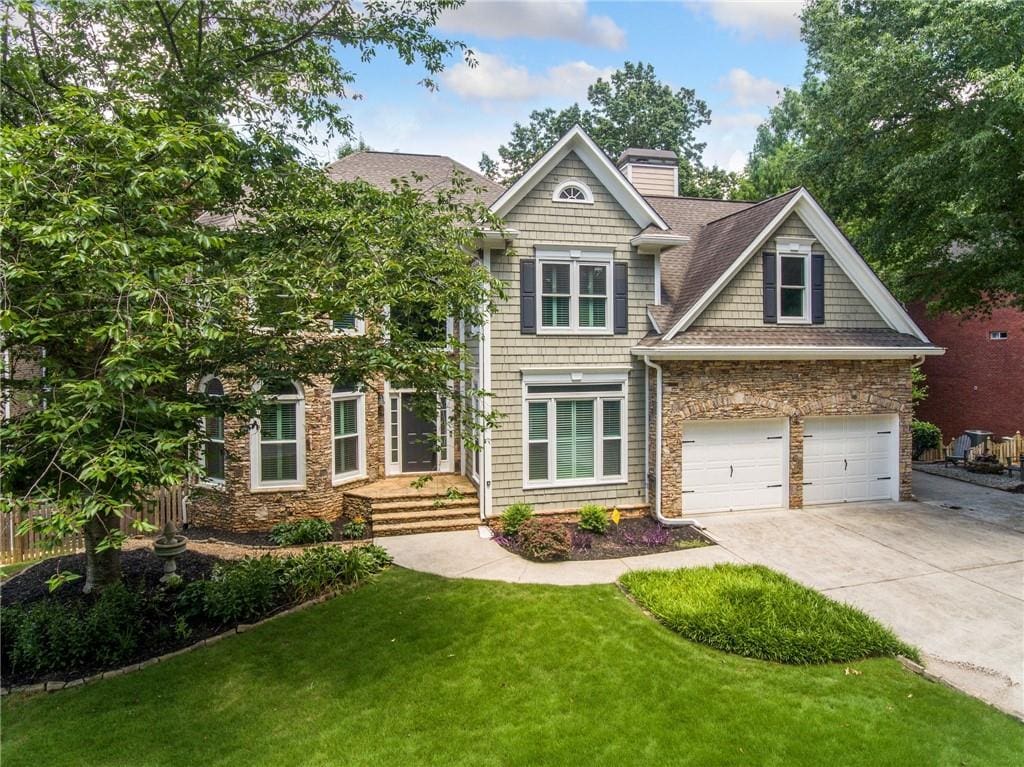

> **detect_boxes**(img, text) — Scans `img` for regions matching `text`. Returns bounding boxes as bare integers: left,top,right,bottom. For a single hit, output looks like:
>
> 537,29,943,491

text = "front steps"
343,474,480,537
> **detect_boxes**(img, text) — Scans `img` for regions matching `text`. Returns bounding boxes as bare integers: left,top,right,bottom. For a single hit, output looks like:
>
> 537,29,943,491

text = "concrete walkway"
382,478,1023,717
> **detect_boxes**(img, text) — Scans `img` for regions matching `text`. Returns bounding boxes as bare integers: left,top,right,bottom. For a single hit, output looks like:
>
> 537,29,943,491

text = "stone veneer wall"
657,359,913,517
190,374,386,532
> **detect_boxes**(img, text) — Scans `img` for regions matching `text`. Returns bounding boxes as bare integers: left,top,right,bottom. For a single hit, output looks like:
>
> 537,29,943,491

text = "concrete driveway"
699,472,1023,718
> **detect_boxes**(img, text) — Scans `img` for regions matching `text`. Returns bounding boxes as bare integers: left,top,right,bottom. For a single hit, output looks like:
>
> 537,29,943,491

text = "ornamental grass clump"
499,502,534,536
621,564,919,664
269,518,333,546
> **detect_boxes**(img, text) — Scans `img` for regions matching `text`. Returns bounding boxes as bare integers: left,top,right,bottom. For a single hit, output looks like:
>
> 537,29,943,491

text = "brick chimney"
617,148,678,197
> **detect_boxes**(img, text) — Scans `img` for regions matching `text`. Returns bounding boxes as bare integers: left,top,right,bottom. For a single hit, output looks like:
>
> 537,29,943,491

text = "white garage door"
803,415,898,505
681,418,787,513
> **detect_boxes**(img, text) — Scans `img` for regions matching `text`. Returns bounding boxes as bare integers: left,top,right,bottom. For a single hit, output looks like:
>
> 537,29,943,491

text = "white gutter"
632,345,945,361
643,355,699,528
630,233,690,248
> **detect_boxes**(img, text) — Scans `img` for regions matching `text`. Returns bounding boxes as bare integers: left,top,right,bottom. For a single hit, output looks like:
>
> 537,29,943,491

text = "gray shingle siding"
691,213,888,329
488,151,651,515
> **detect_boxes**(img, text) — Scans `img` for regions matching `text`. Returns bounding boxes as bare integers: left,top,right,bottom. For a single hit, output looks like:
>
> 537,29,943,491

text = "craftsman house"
189,126,943,534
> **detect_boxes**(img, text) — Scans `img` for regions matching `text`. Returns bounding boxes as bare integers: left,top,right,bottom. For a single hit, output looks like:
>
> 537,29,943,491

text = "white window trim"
250,381,306,492
776,251,811,324
551,180,594,204
330,387,366,485
521,370,628,490
197,374,226,489
536,248,613,335
383,383,455,476
989,330,1008,340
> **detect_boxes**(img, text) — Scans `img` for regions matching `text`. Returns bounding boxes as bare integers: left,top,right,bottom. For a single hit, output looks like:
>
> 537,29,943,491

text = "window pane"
542,263,570,294
261,403,296,441
204,378,224,397
261,443,297,482
579,265,606,296
204,443,225,480
780,287,805,317
541,296,570,327
332,313,357,331
602,439,621,477
334,399,357,437
780,256,805,286
555,400,594,480
578,297,606,328
528,401,547,440
602,400,621,438
205,415,224,441
335,435,358,474
528,442,548,481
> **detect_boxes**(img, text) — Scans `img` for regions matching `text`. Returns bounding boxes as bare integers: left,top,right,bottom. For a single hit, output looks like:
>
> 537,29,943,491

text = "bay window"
251,380,305,490
524,373,626,488
199,376,226,485
332,382,365,482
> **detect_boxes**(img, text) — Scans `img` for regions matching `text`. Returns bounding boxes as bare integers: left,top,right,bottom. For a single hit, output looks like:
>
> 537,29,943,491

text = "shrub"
341,517,367,539
911,420,942,459
269,518,333,546
199,555,287,625
517,518,571,561
577,503,609,534
1,583,150,678
283,545,391,601
500,502,534,536
621,564,918,664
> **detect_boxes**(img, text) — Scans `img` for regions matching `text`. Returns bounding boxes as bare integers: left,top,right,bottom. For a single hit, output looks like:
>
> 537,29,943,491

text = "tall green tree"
735,88,807,201
1,0,502,592
480,62,736,197
739,0,1024,313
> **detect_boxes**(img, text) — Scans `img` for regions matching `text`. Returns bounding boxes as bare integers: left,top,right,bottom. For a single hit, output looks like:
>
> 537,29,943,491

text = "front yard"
3,567,1021,766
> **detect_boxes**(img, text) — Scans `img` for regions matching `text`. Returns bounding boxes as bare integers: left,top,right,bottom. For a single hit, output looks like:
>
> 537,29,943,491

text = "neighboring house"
908,303,1023,439
190,125,943,533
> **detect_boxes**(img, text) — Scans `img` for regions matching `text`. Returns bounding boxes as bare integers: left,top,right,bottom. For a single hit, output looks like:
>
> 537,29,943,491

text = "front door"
401,394,438,472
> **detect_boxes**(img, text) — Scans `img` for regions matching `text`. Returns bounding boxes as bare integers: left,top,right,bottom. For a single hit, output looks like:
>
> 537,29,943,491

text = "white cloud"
718,68,782,108
442,52,613,102
698,112,764,171
686,0,804,41
438,0,626,50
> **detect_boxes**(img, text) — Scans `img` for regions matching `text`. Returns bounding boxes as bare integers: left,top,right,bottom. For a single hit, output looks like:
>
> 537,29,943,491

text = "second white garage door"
803,415,898,505
681,418,787,513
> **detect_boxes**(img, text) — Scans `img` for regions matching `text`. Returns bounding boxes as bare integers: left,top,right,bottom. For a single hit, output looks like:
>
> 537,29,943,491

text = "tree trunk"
82,511,122,593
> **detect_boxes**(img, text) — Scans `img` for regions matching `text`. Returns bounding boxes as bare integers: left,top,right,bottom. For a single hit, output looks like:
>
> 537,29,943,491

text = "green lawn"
3,568,1021,766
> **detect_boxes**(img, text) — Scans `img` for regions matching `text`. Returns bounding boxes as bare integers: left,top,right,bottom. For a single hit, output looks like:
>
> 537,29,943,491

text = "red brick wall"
909,304,1024,439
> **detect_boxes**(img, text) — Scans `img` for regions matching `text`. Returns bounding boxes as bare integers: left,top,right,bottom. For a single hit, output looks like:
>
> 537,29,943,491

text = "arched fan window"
552,181,593,204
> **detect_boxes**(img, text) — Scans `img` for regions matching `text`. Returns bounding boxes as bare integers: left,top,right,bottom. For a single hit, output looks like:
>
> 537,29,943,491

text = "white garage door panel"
803,415,897,505
682,419,787,513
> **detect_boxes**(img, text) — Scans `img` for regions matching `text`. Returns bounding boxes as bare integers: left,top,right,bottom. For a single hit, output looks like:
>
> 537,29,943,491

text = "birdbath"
153,521,188,583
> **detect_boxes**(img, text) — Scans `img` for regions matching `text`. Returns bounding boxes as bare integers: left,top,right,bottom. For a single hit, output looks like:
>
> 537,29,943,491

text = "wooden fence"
1,486,185,566
917,431,1024,466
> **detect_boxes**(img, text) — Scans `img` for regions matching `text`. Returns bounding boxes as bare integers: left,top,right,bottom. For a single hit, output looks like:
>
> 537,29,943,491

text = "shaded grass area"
3,568,1021,767
621,564,919,664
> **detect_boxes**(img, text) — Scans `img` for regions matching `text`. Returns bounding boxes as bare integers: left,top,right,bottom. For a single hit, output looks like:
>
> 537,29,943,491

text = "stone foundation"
656,359,913,517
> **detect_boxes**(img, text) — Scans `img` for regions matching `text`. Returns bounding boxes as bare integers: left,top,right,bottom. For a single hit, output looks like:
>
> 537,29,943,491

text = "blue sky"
313,1,807,173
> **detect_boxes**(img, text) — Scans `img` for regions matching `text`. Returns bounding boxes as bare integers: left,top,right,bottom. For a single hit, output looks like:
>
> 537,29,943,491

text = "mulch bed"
185,518,369,547
1,549,220,608
496,517,714,562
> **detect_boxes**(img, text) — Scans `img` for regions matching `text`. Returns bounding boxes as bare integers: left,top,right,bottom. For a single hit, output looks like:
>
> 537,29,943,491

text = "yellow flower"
354,515,366,524
611,508,621,526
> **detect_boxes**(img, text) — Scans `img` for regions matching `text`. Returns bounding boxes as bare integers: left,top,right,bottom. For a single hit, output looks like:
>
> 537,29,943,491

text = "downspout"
643,355,699,528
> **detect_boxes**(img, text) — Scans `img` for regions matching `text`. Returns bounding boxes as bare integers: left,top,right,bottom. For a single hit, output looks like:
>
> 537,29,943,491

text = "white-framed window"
331,313,365,334
522,371,627,489
777,252,810,322
250,380,305,490
989,330,1008,340
199,376,226,486
331,382,365,483
551,180,594,204
537,249,612,334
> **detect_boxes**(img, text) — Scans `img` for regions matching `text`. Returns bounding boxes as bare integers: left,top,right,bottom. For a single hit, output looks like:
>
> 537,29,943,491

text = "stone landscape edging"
0,585,351,698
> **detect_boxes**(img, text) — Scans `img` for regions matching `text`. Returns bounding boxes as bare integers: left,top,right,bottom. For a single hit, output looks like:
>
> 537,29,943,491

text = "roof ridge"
701,187,802,227
643,194,753,204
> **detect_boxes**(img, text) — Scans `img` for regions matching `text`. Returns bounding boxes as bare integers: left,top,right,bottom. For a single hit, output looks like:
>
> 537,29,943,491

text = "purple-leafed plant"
641,526,671,547
571,531,593,551
492,534,515,548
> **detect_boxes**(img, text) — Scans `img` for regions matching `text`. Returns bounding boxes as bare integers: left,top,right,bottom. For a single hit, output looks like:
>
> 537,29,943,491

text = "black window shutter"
811,253,825,324
762,252,777,324
613,262,629,334
520,258,536,334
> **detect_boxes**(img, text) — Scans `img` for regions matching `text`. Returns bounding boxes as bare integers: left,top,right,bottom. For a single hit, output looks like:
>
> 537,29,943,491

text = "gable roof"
490,125,669,230
326,151,504,205
659,188,930,343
